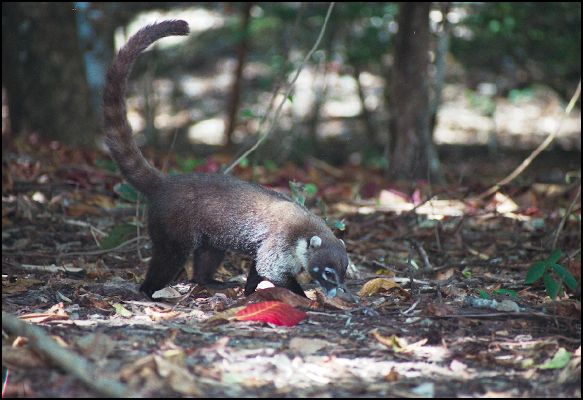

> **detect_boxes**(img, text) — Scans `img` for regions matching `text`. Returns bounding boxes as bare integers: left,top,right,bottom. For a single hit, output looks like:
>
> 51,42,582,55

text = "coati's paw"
139,283,157,300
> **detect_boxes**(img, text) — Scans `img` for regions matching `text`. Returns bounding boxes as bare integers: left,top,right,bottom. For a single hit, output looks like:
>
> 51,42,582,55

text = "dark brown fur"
104,21,348,298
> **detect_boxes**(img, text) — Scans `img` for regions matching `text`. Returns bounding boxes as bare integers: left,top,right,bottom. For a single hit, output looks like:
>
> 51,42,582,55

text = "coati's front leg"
248,258,307,298
244,262,264,296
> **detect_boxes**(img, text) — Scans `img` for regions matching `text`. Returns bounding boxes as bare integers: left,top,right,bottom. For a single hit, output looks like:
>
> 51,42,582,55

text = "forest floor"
1,138,581,398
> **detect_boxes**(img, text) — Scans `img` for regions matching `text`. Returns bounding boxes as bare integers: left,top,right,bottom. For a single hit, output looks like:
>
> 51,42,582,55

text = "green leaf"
100,223,136,250
333,219,346,231
240,108,255,119
114,182,144,203
287,94,294,103
547,249,562,264
525,261,547,284
304,183,318,197
263,160,278,172
543,273,560,299
538,348,571,370
176,156,205,173
550,264,578,290
492,288,518,298
479,290,490,299
95,158,118,173
289,181,306,206
238,157,250,168
113,303,133,318
462,268,472,279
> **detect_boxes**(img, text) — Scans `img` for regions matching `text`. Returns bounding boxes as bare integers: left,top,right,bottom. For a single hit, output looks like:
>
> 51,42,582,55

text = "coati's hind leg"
140,239,191,299
192,244,226,286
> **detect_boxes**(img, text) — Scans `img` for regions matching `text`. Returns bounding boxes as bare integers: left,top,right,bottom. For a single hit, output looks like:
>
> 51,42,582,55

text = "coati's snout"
307,235,348,297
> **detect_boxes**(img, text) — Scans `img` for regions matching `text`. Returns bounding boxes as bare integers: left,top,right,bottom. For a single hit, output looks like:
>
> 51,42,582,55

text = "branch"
224,2,336,174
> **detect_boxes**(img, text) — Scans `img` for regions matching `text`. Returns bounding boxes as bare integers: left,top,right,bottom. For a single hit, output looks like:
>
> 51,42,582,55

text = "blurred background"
2,2,581,183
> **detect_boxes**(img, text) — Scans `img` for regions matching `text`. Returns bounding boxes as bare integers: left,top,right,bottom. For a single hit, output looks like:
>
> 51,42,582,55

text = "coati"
103,20,348,299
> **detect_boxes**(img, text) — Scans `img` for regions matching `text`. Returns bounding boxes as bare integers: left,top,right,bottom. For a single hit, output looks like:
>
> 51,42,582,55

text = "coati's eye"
322,267,338,283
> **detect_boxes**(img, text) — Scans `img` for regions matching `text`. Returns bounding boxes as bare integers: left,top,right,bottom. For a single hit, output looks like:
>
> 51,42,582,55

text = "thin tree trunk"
387,3,441,181
429,2,451,137
353,65,378,147
224,2,253,149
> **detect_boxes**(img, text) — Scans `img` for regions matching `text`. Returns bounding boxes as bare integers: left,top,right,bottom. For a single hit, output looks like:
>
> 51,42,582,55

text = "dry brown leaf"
489,192,519,213
372,330,401,350
313,289,356,310
144,306,184,322
432,267,455,281
372,330,429,354
66,203,101,217
84,194,115,209
424,303,455,317
203,306,245,327
384,367,400,382
2,278,44,294
358,277,400,297
20,303,69,323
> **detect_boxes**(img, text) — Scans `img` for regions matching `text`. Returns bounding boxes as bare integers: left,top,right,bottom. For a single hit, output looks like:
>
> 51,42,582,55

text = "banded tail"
103,20,189,195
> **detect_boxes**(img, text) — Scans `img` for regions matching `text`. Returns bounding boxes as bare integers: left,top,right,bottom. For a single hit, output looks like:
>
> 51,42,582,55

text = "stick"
2,312,129,397
412,240,433,271
477,80,581,199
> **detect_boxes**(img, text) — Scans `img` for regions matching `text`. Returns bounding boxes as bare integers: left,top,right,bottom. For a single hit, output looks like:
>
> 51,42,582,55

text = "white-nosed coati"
103,20,348,299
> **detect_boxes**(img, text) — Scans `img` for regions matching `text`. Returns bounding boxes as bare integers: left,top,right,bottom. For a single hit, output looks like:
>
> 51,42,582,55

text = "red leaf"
235,301,307,327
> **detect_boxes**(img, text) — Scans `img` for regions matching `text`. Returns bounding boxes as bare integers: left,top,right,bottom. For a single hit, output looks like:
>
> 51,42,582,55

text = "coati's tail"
103,20,189,195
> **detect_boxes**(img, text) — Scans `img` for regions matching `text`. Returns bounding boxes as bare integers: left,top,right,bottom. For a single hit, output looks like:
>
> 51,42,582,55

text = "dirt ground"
2,142,581,397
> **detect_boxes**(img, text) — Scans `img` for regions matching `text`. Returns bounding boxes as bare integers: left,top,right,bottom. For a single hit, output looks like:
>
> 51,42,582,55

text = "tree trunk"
353,65,378,147
224,2,253,149
429,3,451,137
387,3,441,181
2,2,99,146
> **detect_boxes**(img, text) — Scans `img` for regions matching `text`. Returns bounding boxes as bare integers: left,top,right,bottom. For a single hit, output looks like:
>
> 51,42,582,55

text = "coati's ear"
309,236,322,249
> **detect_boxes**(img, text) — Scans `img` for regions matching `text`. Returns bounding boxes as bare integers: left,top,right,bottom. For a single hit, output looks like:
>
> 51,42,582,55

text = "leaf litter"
1,140,581,397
